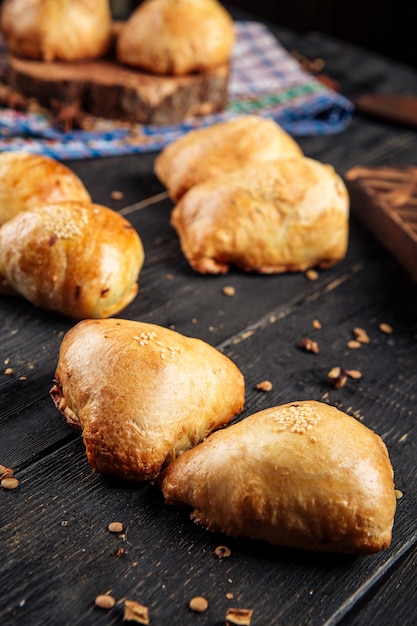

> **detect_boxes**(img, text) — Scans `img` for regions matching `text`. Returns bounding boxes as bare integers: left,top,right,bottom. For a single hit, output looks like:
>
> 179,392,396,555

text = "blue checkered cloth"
0,21,353,160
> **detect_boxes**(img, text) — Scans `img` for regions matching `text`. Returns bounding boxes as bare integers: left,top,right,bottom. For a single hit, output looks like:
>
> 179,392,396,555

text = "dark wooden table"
1,10,417,626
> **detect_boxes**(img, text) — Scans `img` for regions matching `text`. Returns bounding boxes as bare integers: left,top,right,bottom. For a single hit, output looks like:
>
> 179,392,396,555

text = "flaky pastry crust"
162,401,397,554
0,0,113,62
0,201,144,319
154,115,303,201
50,319,245,481
171,157,349,274
116,0,235,75
0,151,91,226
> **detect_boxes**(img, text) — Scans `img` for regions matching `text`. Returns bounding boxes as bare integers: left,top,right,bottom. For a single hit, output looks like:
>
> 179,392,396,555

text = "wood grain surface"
1,12,417,626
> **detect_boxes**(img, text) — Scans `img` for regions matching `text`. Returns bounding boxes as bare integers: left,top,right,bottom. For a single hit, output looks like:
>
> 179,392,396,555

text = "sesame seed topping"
271,404,322,435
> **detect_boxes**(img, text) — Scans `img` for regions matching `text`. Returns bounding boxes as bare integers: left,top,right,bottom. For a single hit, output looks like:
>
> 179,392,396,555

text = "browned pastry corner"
0,0,113,62
154,115,304,201
0,201,144,319
161,400,397,554
116,0,235,75
0,151,91,226
171,157,349,274
50,318,245,481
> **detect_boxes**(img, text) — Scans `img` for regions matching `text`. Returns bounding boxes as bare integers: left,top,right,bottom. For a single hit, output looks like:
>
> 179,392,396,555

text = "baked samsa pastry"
171,157,349,274
0,151,91,226
0,201,144,319
117,0,234,75
154,115,303,201
162,401,397,554
50,319,245,481
0,0,112,62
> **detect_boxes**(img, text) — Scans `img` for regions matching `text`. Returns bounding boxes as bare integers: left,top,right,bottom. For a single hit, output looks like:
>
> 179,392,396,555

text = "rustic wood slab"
5,54,230,124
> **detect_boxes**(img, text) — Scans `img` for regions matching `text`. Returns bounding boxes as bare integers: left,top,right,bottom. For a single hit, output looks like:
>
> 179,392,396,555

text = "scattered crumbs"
226,593,234,600
189,596,208,613
395,489,403,500
328,367,348,389
95,594,116,610
19,376,27,381
4,367,13,376
4,358,10,365
1,465,14,480
305,269,319,281
208,326,214,332
123,599,149,624
191,318,197,324
256,380,273,392
352,327,370,344
215,545,231,558
398,433,408,443
312,319,322,329
108,521,123,533
269,315,277,323
379,322,393,334
298,337,319,354
346,339,362,350
165,273,174,280
226,607,253,626
320,391,329,400
110,190,124,200
222,285,236,296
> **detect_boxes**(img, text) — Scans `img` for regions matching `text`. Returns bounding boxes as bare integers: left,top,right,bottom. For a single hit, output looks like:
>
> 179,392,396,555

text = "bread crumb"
189,596,208,613
256,380,273,392
226,607,253,625
95,594,116,609
222,285,236,296
305,269,319,280
123,599,149,624
379,322,393,334
110,190,124,200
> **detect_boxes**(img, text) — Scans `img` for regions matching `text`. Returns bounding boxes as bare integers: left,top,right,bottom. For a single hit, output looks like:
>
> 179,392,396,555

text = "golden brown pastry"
50,318,245,481
0,0,113,62
154,115,303,201
0,201,144,319
116,0,235,75
162,400,397,554
171,157,349,274
0,151,91,226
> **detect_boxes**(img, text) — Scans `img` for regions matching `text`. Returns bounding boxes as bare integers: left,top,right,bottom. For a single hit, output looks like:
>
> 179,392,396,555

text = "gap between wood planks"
322,537,417,626
119,191,170,216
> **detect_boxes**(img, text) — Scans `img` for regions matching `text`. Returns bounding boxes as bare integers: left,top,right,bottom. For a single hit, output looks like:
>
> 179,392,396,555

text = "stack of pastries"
0,151,144,319
154,114,350,274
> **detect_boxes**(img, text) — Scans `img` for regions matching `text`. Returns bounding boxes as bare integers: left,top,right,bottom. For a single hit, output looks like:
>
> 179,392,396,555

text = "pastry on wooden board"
161,400,397,554
117,0,235,76
171,157,349,274
0,0,113,62
0,201,144,319
50,318,245,481
154,115,304,201
0,151,91,226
